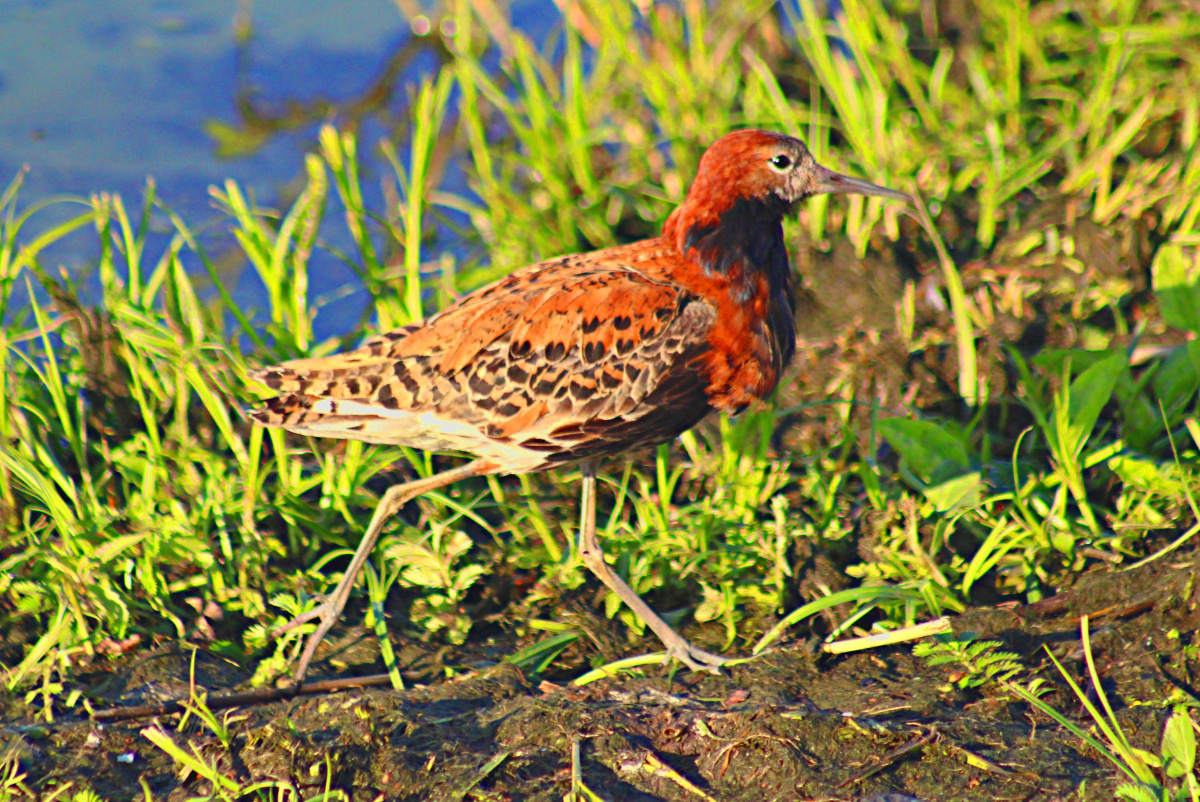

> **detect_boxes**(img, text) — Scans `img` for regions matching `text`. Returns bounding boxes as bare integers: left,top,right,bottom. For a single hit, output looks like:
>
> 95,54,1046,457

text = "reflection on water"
1,0,403,206
0,0,559,335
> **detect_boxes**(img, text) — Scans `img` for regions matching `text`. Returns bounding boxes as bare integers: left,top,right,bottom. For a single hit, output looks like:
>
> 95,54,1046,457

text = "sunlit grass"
0,0,1198,720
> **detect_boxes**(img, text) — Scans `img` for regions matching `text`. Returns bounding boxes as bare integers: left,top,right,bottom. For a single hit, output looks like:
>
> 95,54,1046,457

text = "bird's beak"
812,164,909,202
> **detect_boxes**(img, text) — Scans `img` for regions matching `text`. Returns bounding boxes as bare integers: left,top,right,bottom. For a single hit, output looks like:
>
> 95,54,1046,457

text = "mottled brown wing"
250,245,718,472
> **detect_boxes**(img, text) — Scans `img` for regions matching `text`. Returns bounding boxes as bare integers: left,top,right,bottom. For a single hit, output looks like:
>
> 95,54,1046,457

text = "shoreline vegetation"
2,0,1200,798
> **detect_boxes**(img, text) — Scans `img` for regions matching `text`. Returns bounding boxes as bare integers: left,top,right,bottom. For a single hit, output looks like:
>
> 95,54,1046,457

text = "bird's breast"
669,262,795,412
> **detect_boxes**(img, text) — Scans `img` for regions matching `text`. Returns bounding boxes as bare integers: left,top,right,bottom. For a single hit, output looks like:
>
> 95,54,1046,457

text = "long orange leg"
575,461,728,673
273,459,494,687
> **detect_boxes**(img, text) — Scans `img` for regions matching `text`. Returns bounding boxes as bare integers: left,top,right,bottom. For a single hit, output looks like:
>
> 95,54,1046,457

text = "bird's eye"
769,154,793,171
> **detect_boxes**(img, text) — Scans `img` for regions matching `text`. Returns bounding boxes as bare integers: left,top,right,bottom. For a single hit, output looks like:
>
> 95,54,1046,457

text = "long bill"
812,163,910,202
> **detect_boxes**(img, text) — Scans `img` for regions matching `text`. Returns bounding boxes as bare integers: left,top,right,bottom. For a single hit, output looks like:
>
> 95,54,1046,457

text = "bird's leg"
575,461,728,674
272,459,494,687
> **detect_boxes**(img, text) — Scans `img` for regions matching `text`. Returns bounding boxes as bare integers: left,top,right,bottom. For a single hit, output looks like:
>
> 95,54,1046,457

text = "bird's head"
663,129,908,279
685,129,909,212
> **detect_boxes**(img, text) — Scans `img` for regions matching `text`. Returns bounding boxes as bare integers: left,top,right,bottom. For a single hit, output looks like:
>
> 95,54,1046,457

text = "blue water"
0,0,560,338
3,1,391,207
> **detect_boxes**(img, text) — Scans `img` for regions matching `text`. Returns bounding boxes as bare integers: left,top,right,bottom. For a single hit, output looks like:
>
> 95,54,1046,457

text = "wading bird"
252,129,908,685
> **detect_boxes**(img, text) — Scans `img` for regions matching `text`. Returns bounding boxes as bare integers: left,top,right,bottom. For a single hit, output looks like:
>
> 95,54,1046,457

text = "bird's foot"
662,634,730,675
269,597,341,689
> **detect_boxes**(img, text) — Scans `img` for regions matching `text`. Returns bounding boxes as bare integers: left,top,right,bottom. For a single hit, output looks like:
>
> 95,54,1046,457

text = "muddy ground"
3,554,1197,801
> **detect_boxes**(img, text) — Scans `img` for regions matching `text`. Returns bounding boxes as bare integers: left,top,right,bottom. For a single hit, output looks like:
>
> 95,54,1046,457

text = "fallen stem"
92,672,394,722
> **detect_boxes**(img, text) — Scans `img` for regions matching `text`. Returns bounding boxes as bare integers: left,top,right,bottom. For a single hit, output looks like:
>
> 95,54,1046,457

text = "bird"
250,129,908,686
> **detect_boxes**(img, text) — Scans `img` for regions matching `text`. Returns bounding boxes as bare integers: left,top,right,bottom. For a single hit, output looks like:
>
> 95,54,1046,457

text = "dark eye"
769,154,792,170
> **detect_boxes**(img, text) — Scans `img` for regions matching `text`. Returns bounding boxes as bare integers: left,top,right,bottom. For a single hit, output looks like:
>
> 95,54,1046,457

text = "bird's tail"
248,393,324,428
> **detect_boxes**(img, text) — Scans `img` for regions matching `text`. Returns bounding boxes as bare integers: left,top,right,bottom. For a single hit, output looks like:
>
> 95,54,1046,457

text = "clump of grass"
1008,617,1200,801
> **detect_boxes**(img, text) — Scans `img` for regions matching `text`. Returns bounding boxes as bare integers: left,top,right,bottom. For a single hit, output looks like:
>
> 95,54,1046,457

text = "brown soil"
3,545,1196,801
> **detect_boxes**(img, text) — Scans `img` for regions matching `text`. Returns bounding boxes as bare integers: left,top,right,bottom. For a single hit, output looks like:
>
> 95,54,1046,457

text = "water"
1,1,412,207
0,0,560,337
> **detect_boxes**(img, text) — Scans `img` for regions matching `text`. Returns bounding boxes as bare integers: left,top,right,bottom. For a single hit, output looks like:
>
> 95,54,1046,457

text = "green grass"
1006,618,1200,802
1,0,1199,723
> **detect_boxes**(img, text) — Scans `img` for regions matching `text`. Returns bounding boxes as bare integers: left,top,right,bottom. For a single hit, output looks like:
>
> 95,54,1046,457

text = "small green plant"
176,650,248,752
877,418,982,513
0,751,31,798
913,632,1023,688
141,724,246,802
1112,707,1200,802
383,521,487,645
1026,352,1128,537
145,720,350,802
1007,616,1200,798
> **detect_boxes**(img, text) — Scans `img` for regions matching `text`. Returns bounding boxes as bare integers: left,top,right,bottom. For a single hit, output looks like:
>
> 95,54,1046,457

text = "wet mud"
3,555,1197,801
